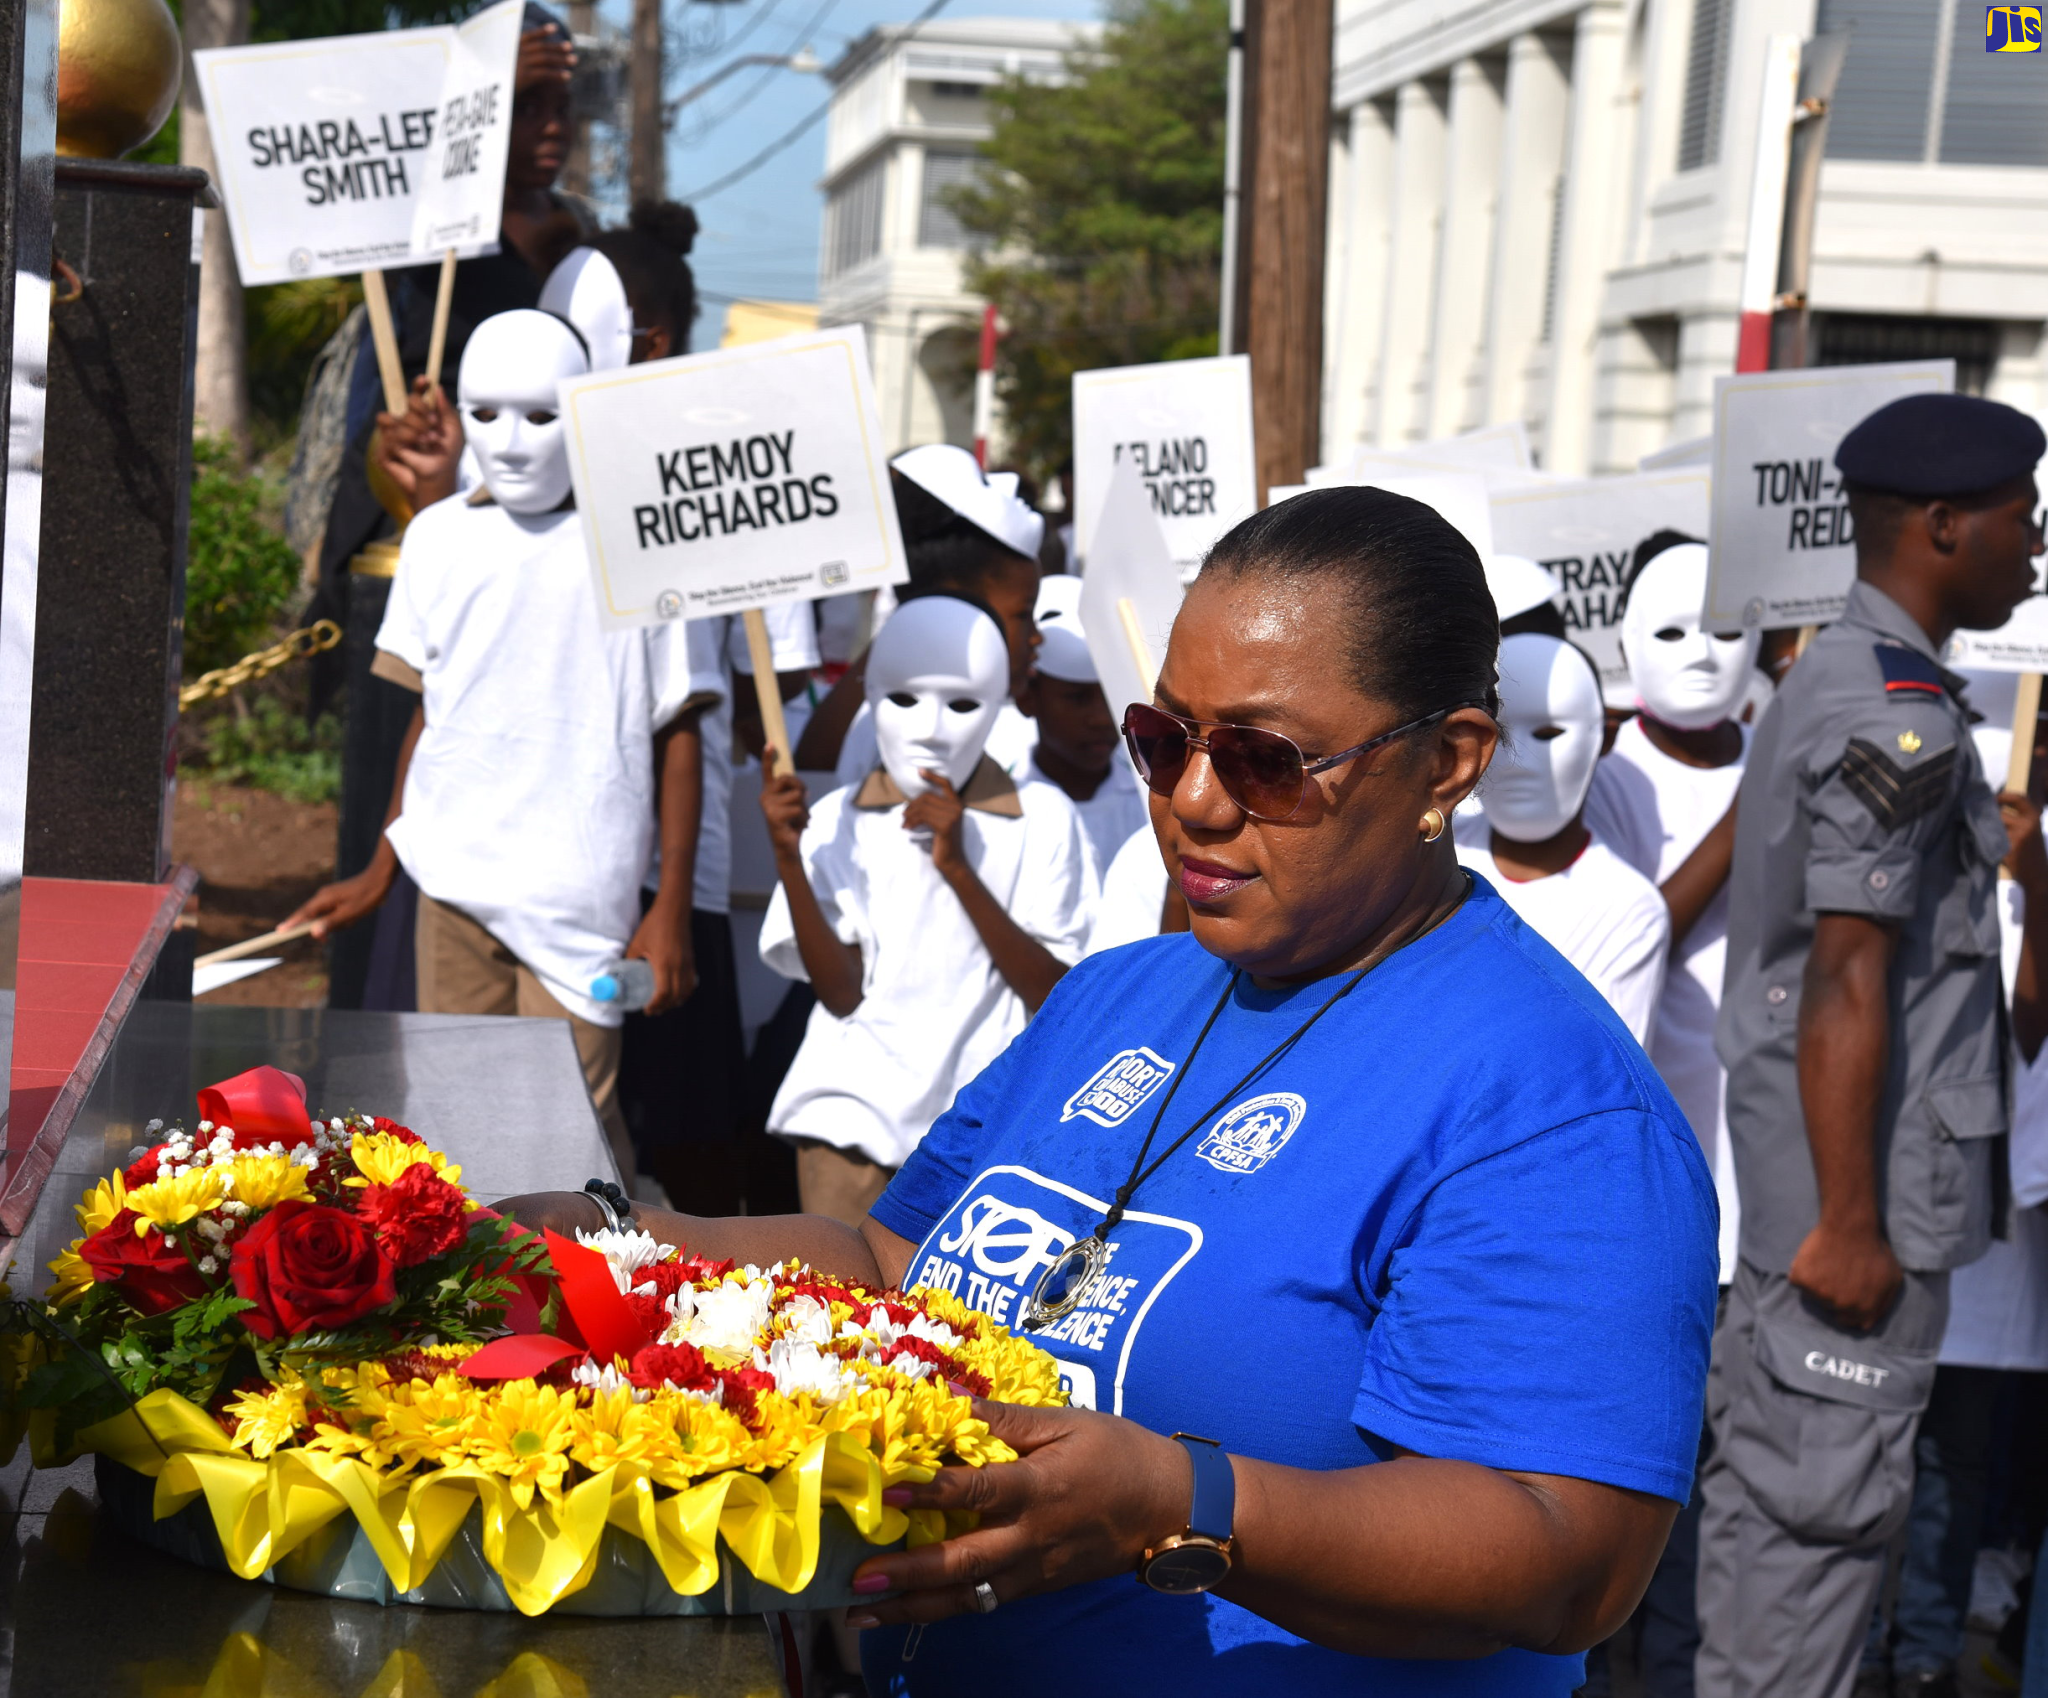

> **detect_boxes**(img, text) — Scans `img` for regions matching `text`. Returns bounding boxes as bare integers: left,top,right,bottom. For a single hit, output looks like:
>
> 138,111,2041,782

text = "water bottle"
589,958,656,1011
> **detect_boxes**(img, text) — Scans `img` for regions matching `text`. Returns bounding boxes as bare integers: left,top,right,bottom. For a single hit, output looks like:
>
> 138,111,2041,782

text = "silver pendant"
1021,1233,1107,1331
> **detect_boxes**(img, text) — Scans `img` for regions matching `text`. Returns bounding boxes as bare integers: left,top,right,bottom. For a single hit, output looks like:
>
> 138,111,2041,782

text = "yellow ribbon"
70,1390,935,1615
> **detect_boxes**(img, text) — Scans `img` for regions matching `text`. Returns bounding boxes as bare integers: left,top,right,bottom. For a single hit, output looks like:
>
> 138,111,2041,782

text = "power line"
680,0,844,143
675,0,955,202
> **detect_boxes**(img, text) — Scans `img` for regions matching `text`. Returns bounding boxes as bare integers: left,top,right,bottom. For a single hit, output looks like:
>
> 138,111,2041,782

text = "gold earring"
1420,807,1446,843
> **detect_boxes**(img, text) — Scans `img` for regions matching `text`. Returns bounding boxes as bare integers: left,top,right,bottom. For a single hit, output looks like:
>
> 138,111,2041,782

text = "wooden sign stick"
424,248,458,390
2008,671,2042,796
744,607,795,778
193,922,317,970
1118,596,1158,697
359,269,408,416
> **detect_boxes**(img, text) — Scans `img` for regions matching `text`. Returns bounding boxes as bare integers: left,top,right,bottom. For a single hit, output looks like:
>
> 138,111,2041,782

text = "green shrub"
184,435,302,678
187,694,341,806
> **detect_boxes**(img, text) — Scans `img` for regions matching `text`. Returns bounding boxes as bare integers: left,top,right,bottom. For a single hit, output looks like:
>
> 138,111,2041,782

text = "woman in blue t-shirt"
501,485,1719,1696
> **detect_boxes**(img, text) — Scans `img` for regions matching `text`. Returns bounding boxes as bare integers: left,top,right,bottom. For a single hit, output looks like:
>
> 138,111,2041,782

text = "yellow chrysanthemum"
468,1381,576,1508
346,1132,462,1191
73,1170,126,1236
125,1167,229,1235
224,1151,309,1212
568,1387,684,1480
223,1374,311,1459
45,1243,93,1307
639,1393,754,1487
370,1373,482,1470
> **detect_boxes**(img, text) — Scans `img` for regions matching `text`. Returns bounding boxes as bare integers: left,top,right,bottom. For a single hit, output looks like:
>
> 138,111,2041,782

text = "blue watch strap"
1171,1433,1235,1544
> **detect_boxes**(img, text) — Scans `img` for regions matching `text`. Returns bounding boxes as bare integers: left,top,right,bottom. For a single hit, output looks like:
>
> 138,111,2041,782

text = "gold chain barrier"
178,620,343,710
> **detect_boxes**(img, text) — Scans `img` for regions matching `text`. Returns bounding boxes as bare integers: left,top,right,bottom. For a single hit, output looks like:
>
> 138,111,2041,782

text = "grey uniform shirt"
1717,580,2009,1275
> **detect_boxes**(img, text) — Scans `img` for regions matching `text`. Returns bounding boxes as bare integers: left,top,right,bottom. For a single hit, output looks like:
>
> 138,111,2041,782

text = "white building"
1322,0,2048,477
818,16,1100,455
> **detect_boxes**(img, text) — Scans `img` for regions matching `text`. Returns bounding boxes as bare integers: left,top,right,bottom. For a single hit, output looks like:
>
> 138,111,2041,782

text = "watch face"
1141,1540,1232,1595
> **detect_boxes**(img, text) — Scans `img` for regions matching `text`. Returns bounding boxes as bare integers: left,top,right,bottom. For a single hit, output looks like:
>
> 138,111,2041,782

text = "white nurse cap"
1485,553,1564,622
893,443,1046,561
538,248,633,373
1033,573,1096,683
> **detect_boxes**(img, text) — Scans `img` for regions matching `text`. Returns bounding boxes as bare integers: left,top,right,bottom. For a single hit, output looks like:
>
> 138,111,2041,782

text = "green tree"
953,0,1226,484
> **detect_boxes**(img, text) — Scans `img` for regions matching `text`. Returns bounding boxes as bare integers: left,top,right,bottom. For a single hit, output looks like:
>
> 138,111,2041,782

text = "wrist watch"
1137,1433,1236,1594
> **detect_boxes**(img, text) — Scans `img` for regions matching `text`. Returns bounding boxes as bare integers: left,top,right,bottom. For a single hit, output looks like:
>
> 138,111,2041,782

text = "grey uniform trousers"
1696,1259,1949,1698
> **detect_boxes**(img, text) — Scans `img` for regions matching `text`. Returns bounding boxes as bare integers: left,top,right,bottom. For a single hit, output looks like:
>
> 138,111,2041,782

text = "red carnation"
77,1209,207,1315
638,1260,691,1302
371,1117,422,1145
629,1341,715,1391
678,1253,736,1284
123,1145,165,1188
230,1199,396,1339
621,1289,671,1339
885,1334,989,1398
713,1365,777,1424
355,1163,469,1268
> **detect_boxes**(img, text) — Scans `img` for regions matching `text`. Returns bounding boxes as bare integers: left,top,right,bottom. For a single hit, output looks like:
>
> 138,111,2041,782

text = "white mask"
1487,633,1604,844
538,248,634,373
1621,543,1760,731
457,310,588,515
866,597,1010,797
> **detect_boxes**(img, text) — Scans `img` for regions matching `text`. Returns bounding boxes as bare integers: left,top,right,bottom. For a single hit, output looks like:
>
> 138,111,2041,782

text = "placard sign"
1080,458,1185,729
1944,432,2048,672
1073,354,1256,576
410,0,523,255
1492,469,1712,706
195,28,475,284
1704,360,1952,631
560,324,906,630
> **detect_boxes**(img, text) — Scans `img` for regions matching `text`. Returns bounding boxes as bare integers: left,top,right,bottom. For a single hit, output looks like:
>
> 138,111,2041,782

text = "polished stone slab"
0,1007,769,1698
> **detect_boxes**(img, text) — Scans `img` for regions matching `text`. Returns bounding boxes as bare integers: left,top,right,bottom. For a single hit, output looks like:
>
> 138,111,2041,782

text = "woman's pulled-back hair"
1201,486,1501,719
891,468,1034,594
589,199,700,349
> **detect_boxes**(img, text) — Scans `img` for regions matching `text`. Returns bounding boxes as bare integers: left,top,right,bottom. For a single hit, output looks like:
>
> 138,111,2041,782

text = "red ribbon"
541,1228,656,1368
196,1065,313,1148
459,1333,586,1381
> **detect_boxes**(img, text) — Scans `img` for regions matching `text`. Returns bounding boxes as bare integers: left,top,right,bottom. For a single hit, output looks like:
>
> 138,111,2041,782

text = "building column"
1424,57,1505,442
1321,98,1394,458
1372,79,1447,446
1478,31,1570,435
1538,0,1627,476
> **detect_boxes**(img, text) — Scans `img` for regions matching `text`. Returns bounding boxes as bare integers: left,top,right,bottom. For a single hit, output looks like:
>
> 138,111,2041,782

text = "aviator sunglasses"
1121,701,1488,822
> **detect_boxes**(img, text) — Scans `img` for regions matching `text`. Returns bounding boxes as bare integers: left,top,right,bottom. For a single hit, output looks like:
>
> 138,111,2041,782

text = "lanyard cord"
1095,965,1370,1238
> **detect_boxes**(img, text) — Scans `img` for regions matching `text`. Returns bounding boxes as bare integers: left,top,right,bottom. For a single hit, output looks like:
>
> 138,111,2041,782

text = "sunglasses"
1121,701,1484,821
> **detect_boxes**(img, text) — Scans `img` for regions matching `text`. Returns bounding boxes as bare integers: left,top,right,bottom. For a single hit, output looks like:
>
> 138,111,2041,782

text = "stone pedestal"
24,157,206,882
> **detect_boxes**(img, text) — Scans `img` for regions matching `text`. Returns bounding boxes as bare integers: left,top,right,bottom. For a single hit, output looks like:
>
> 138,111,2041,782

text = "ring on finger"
971,1581,999,1614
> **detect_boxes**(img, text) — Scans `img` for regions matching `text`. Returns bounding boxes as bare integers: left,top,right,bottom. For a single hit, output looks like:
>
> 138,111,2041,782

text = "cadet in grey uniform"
1696,393,2045,1698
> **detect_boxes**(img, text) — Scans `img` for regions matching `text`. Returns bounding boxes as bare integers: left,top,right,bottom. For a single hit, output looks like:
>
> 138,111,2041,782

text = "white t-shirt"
760,764,1097,1168
834,698,1037,790
376,497,720,1026
1941,728,2048,1370
1086,821,1171,956
1029,749,1149,882
1581,715,1747,1280
1457,837,1670,1047
677,604,820,914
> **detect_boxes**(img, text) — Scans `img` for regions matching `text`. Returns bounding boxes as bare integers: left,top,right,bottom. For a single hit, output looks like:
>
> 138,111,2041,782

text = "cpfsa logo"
1988,6,2042,51
1061,1047,1174,1128
1196,1092,1306,1174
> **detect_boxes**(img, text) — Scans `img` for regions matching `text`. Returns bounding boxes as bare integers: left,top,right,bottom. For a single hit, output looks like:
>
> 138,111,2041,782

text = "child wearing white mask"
1582,533,1760,1278
757,595,1096,1225
289,309,723,1181
1460,632,1670,1042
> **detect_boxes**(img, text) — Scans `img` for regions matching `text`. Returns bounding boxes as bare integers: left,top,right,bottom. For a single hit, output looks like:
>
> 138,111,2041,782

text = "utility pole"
1231,0,1330,498
181,0,250,456
631,0,663,202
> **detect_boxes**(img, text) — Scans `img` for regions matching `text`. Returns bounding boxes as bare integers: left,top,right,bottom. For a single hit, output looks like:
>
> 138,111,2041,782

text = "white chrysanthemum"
574,1227,675,1290
907,1312,962,1351
885,1348,936,1381
762,1337,853,1403
671,1278,773,1355
570,1361,653,1402
780,1294,835,1348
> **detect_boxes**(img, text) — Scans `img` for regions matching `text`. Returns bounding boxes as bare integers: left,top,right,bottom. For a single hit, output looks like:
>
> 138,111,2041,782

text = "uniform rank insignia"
1898,730,1922,753
1840,737,1955,831
1874,644,1949,698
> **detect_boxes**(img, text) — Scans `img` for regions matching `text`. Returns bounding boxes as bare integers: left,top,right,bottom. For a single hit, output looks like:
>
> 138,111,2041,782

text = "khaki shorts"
413,893,633,1183
787,1138,893,1229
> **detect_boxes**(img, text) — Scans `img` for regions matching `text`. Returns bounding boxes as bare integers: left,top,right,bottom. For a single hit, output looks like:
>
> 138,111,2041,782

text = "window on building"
919,150,980,248
1820,0,2048,166
826,158,885,277
929,81,982,101
1677,0,1734,170
1811,312,2002,395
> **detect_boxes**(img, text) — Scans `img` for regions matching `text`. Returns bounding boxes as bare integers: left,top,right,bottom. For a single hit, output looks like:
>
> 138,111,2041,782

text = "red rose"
356,1163,469,1268
77,1210,207,1316
229,1200,396,1339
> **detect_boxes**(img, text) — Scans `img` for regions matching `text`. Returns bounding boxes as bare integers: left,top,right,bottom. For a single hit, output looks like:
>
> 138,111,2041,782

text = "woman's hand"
847,1401,1188,1628
491,1189,607,1238
903,771,969,879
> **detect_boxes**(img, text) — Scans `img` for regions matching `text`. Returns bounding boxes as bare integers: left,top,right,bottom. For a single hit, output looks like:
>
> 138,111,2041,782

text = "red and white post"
972,303,999,468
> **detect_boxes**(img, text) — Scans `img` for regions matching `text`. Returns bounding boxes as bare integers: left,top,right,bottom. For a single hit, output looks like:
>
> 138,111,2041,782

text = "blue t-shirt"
863,877,1718,1697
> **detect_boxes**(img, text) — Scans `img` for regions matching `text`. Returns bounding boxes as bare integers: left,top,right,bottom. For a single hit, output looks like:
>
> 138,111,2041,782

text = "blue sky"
589,0,1102,344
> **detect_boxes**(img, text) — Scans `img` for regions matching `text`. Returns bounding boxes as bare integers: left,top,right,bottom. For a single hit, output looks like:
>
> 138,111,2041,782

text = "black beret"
1835,393,2045,499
